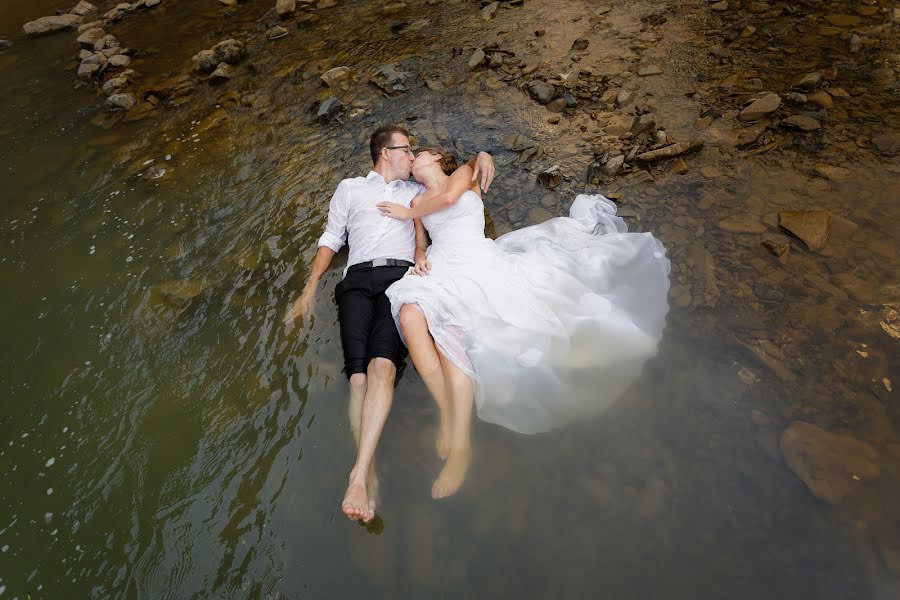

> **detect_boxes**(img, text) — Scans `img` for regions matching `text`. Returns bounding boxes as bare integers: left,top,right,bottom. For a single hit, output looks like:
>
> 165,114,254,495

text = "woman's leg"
432,351,474,499
399,304,453,458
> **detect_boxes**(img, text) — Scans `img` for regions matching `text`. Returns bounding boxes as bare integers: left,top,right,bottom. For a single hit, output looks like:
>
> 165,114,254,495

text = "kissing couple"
285,125,670,523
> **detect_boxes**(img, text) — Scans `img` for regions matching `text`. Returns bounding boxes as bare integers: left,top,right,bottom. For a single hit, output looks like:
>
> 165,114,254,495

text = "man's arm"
284,182,348,326
284,246,336,325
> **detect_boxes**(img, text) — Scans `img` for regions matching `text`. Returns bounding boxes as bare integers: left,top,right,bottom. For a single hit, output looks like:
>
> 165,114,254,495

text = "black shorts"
335,265,409,378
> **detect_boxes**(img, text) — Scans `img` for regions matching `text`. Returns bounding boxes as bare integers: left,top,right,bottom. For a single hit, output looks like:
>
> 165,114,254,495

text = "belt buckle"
372,258,388,267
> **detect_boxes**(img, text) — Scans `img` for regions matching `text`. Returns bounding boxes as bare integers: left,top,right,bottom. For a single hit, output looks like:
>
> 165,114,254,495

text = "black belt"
348,258,414,271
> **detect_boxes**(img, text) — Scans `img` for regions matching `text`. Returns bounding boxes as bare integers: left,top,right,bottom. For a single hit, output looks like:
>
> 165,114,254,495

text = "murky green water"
1,0,898,598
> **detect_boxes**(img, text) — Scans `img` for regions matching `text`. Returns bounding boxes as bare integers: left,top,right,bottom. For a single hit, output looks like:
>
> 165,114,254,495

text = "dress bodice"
422,190,486,245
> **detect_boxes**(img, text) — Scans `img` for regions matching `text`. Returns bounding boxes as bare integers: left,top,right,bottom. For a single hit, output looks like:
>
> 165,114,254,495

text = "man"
284,125,494,523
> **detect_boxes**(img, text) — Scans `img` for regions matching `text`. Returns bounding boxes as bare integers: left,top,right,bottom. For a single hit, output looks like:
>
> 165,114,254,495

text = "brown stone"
778,210,831,251
780,422,879,504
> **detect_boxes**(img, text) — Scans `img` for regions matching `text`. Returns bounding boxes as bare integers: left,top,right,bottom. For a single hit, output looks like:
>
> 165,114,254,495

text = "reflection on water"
1,0,898,598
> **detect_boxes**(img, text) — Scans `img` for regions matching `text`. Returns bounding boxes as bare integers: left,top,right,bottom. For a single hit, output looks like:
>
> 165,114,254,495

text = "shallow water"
1,0,898,598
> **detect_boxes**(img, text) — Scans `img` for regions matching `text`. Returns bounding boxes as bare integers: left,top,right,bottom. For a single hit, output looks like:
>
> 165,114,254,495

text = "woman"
378,148,671,498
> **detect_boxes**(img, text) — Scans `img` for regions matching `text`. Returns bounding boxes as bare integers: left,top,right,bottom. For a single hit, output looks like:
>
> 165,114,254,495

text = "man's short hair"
369,125,409,165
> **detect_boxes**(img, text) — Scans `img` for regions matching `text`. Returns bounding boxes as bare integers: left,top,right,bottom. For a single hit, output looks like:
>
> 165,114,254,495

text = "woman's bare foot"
431,446,472,499
341,470,374,522
436,415,452,460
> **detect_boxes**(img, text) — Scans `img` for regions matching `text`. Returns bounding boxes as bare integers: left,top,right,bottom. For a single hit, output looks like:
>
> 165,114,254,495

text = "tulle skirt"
385,195,671,434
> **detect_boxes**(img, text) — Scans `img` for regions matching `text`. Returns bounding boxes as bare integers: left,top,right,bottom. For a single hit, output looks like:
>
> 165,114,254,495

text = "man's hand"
377,201,413,220
411,257,431,276
472,151,495,193
284,290,316,331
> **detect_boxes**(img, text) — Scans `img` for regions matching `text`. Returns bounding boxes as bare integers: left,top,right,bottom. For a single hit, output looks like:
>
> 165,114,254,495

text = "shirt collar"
366,171,401,186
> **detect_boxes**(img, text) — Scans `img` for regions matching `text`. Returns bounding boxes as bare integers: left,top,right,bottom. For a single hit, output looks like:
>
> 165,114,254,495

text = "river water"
1,0,898,598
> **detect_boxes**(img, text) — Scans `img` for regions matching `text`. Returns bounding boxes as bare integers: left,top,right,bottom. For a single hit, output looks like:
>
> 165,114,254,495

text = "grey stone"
631,113,655,136
266,26,289,40
571,37,589,52
77,61,101,80
317,96,343,121
603,155,625,176
468,48,486,69
481,2,499,20
526,80,556,104
71,2,97,17
102,75,129,94
107,92,136,110
210,62,234,82
23,14,82,36
371,63,413,95
108,54,131,68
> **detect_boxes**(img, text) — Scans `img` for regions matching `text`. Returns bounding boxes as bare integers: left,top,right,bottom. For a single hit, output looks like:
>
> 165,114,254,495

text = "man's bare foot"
341,471,374,522
431,447,472,499
436,416,452,460
367,468,380,515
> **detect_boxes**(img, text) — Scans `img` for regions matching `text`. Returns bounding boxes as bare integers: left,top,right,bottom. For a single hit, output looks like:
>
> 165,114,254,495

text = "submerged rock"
276,0,296,17
210,62,234,83
371,63,413,95
107,92,136,110
266,26,288,40
192,39,247,75
790,72,821,92
871,132,900,156
780,115,820,131
23,14,82,36
778,210,831,251
780,421,879,504
153,280,206,309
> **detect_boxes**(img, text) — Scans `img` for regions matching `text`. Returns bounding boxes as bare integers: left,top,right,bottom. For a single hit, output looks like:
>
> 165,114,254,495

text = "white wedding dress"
385,191,671,434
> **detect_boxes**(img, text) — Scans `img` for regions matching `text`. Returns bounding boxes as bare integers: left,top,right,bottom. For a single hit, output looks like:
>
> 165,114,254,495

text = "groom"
284,125,494,522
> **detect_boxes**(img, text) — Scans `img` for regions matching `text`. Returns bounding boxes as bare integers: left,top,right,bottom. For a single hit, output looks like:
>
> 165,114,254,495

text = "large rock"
23,14,82,36
738,93,781,122
526,80,556,104
276,0,296,17
778,210,831,251
780,421,879,504
317,96,343,121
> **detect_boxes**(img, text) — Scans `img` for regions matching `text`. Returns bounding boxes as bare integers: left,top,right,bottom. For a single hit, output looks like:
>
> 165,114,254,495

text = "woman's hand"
411,257,431,276
377,201,412,220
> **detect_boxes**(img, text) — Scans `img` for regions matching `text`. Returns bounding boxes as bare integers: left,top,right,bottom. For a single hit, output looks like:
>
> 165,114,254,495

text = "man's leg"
341,357,397,522
345,372,381,517
399,303,452,459
432,351,474,499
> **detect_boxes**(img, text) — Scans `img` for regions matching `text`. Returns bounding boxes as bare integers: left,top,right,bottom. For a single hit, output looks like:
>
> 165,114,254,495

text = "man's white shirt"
317,171,426,276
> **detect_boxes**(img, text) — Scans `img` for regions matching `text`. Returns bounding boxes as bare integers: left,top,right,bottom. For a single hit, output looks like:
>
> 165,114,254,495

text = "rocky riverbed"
1,0,898,598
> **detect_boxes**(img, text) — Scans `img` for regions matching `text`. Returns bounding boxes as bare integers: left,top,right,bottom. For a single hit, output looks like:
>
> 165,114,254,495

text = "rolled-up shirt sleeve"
317,180,349,252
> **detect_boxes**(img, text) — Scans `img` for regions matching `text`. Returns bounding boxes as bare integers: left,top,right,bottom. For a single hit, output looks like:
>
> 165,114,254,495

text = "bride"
378,148,670,498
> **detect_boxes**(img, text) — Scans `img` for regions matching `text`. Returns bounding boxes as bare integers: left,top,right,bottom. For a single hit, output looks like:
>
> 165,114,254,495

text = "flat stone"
631,113,655,136
871,132,900,156
738,93,781,122
266,26,289,40
717,214,767,234
824,14,862,27
806,90,833,109
209,62,233,82
831,273,877,304
546,98,567,113
778,210,831,251
735,121,768,146
814,163,852,181
154,280,205,309
710,1,728,11
571,37,589,52
761,233,790,258
781,115,820,131
23,14,82,36
790,72,822,92
637,65,663,77
603,115,637,137
780,421,879,504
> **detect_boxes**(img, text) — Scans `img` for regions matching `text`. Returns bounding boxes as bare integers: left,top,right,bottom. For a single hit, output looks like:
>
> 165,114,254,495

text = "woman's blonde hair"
421,147,458,175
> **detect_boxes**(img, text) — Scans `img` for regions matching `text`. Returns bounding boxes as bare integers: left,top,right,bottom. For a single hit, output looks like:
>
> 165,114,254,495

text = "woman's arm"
378,164,475,220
